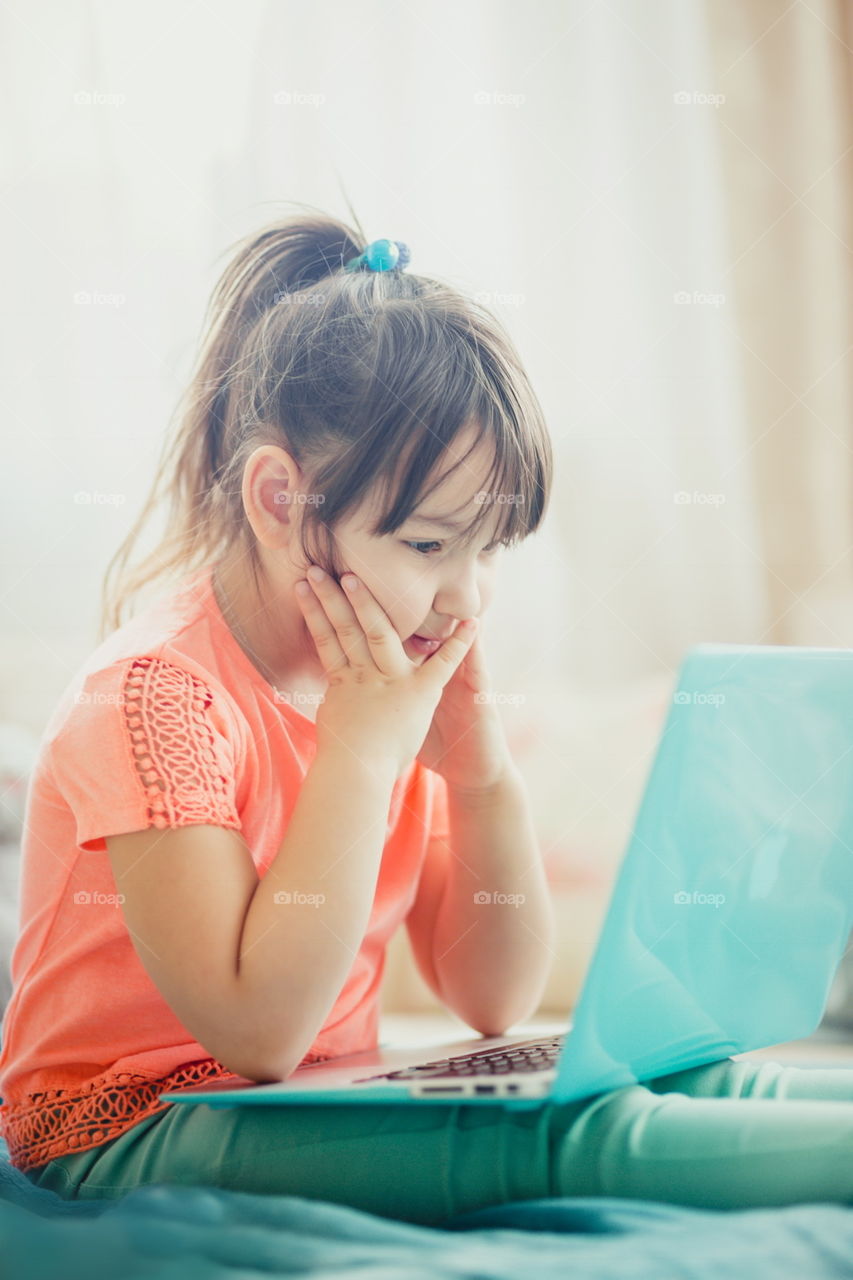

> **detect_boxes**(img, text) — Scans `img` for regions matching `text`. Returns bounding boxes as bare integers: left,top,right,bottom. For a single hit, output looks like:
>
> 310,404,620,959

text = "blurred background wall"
0,0,851,1016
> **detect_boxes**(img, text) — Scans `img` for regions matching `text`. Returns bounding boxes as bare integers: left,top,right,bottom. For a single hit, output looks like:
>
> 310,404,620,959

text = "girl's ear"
243,445,305,549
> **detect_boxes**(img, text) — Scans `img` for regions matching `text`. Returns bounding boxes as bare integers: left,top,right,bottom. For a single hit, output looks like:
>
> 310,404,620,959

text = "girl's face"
302,432,505,663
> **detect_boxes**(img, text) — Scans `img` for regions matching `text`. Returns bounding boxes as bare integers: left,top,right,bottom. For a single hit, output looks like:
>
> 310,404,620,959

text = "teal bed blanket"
2,1136,853,1279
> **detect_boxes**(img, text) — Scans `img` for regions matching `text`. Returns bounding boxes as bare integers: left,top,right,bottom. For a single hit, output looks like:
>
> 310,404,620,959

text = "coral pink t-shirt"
0,564,449,1172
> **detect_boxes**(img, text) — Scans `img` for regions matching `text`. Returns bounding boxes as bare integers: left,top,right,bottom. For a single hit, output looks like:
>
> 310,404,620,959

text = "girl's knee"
551,1085,666,1157
644,1057,791,1100
547,1085,663,1198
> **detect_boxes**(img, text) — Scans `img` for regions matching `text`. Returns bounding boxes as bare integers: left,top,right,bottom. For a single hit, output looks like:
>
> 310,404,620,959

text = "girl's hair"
99,201,554,640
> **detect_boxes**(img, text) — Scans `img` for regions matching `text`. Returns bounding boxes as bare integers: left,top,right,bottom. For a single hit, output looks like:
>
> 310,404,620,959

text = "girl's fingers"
294,578,348,675
298,570,376,670
336,574,410,674
421,618,479,688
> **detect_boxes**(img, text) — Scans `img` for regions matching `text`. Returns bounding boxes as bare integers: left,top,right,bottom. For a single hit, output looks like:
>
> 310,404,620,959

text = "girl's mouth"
406,634,441,656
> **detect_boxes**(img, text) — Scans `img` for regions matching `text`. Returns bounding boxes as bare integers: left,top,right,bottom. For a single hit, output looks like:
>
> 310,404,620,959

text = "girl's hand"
294,568,478,781
415,625,512,796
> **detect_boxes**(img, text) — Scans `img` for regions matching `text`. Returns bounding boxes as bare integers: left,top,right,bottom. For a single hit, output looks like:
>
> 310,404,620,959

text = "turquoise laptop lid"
553,643,853,1102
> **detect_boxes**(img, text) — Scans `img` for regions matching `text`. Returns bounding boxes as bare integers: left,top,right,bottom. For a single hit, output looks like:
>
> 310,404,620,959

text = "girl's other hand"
414,625,512,796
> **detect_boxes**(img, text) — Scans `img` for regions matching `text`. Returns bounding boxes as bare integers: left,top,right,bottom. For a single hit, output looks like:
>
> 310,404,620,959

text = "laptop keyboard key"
352,1034,567,1084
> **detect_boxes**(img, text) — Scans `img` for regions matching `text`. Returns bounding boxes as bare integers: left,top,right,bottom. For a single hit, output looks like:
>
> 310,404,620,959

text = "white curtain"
2,1,851,1010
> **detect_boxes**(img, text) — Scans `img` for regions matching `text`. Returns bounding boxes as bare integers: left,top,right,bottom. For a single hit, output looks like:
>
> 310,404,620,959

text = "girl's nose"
434,567,481,623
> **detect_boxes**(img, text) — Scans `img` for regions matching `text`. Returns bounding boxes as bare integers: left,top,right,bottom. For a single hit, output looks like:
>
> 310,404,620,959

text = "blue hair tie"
344,238,411,273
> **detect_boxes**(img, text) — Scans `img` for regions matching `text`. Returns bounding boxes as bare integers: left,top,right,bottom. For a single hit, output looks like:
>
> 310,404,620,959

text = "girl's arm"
237,745,400,1075
430,766,556,1036
108,744,399,1081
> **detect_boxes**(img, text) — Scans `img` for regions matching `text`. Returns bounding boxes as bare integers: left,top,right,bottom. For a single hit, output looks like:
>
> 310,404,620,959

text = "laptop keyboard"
354,1035,566,1083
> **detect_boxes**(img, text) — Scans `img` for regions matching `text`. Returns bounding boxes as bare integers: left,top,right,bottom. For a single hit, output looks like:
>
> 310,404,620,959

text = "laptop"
159,643,853,1114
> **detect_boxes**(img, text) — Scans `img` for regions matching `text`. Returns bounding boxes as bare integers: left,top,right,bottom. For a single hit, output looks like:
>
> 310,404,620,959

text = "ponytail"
99,205,364,638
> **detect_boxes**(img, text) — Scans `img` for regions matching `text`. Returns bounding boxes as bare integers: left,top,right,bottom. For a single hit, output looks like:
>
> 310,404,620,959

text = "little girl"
3,207,853,1226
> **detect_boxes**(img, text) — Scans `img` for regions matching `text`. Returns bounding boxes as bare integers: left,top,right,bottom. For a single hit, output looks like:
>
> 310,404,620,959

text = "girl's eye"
404,540,443,556
403,540,502,557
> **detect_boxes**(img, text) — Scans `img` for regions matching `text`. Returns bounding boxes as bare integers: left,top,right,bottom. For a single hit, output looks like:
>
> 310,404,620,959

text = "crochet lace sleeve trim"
122,657,241,831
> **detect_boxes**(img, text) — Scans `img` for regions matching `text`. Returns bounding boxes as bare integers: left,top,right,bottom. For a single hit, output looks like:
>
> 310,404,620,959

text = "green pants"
26,1057,853,1226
